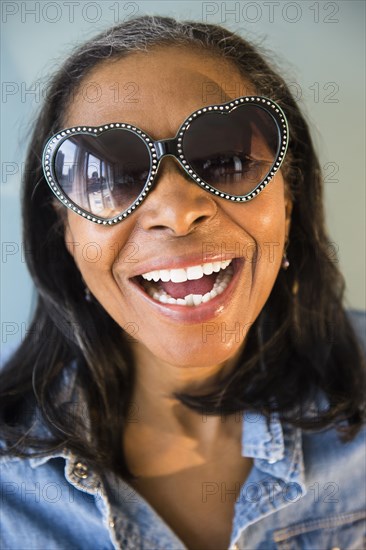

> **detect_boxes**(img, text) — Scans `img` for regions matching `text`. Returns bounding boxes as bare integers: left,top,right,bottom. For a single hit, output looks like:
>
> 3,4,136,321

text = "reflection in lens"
54,129,151,218
183,104,279,196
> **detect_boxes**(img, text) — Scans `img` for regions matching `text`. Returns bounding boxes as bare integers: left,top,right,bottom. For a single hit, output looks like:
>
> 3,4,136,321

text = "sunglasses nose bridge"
153,138,194,186
154,138,178,160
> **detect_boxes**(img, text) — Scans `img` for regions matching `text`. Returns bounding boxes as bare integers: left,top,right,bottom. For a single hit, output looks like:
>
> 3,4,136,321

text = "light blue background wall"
1,0,365,354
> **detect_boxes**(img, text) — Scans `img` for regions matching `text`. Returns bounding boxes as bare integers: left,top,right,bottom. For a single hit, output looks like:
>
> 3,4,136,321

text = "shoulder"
259,423,366,549
301,422,365,495
300,304,366,507
0,453,112,549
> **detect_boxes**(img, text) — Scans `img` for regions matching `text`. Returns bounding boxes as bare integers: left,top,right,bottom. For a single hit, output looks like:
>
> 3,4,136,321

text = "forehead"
64,46,255,138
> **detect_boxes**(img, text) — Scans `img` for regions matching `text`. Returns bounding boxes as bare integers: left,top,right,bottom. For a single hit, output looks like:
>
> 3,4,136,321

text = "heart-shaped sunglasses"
42,96,288,225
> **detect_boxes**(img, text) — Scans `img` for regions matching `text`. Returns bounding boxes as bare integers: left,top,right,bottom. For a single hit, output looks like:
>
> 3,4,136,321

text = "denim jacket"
1,311,365,550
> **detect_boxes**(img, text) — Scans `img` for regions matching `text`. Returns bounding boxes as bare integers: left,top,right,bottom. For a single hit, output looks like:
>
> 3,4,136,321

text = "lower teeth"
145,265,234,307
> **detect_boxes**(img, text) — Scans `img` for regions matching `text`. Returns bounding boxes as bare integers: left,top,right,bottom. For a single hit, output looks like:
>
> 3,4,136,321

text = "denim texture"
1,311,365,549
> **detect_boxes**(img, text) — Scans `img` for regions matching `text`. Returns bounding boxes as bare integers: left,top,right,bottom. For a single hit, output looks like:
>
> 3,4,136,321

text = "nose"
137,156,217,236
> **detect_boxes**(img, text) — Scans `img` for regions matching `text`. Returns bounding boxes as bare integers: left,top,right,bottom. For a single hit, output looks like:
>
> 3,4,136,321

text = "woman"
1,15,365,550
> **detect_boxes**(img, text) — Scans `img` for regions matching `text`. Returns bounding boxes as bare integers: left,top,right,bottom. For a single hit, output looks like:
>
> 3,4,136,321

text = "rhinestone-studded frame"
177,96,288,204
42,124,156,225
42,96,288,226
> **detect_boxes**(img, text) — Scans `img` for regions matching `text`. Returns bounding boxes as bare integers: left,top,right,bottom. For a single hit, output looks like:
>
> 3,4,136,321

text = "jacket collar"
242,410,305,487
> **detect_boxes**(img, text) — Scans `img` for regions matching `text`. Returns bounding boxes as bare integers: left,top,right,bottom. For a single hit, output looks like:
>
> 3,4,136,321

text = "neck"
127,341,243,443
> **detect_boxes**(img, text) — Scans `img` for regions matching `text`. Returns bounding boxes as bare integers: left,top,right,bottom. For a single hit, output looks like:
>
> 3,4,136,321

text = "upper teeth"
141,259,232,283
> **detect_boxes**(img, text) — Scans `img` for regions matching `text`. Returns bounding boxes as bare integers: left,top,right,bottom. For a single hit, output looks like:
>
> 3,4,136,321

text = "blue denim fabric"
1,311,365,549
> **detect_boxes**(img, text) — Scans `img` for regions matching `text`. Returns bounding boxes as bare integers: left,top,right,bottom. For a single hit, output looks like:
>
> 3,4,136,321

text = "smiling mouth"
134,259,236,307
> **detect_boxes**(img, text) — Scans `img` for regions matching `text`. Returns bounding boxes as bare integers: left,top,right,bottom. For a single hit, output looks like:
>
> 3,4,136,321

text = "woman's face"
63,47,292,368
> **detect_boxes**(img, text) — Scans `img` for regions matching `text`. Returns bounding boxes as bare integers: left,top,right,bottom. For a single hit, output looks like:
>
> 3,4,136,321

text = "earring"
281,252,290,270
281,240,290,270
84,286,92,302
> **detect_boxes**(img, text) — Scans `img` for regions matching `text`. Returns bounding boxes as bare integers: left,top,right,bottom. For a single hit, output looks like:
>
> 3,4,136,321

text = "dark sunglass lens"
54,129,151,219
183,104,279,196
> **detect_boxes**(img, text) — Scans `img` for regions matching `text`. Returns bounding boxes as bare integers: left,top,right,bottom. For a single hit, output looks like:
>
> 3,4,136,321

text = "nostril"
194,215,210,225
150,224,169,231
144,207,216,235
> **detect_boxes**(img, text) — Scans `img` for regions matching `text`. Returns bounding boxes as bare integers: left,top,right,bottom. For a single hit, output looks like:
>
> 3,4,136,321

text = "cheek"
223,176,288,265
64,218,138,330
63,214,133,284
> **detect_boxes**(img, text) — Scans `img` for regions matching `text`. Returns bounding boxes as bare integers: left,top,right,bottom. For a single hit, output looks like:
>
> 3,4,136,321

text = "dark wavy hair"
1,15,365,480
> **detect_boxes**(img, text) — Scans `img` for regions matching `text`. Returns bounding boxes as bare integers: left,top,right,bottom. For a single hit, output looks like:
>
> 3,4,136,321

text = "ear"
52,198,68,225
51,198,74,256
64,224,74,257
284,194,293,243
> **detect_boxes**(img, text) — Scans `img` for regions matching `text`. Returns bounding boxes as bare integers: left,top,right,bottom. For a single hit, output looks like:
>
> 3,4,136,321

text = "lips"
125,254,245,324
132,258,238,307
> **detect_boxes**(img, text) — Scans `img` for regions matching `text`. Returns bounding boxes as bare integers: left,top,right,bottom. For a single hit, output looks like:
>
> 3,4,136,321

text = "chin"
135,332,245,370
